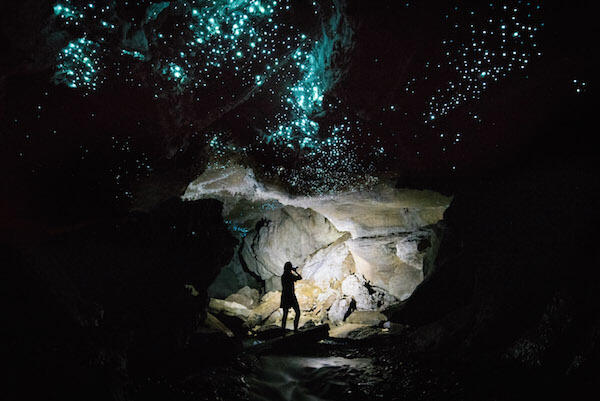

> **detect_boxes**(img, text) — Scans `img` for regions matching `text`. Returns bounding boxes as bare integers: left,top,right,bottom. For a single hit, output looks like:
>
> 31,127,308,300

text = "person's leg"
281,308,288,330
293,303,300,331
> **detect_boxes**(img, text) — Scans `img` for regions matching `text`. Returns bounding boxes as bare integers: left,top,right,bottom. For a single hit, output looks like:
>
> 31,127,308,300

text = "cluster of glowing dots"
168,0,283,87
54,38,102,90
264,45,327,149
53,1,115,27
403,1,543,125
48,1,375,193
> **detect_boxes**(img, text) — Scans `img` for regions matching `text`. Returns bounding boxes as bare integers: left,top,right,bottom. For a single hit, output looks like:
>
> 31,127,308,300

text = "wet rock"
345,326,384,340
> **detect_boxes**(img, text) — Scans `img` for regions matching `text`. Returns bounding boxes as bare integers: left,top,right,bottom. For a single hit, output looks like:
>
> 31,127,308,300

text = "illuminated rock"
347,232,432,301
239,206,345,288
346,311,388,325
300,237,354,285
185,164,451,318
237,286,260,305
295,282,322,312
208,253,259,299
245,291,282,328
314,289,341,319
328,298,353,323
225,286,260,309
341,274,374,310
208,298,251,320
183,164,451,240
225,293,254,309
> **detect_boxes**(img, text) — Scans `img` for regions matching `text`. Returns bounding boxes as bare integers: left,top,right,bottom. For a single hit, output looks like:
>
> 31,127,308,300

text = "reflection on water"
246,355,375,401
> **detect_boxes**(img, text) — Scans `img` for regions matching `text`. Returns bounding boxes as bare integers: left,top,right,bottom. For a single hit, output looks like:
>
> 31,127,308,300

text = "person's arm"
293,271,302,280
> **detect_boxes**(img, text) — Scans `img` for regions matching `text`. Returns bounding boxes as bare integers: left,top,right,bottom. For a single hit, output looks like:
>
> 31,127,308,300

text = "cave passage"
187,164,451,335
2,1,596,400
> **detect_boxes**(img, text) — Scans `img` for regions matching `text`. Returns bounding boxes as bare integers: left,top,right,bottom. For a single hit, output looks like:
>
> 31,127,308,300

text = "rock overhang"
185,163,452,328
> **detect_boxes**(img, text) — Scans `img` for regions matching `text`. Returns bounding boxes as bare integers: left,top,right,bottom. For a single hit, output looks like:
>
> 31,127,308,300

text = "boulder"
240,206,345,282
245,291,282,328
347,235,424,300
237,286,260,305
300,238,354,285
346,310,388,325
224,285,261,309
341,274,376,310
328,297,353,323
208,252,260,299
225,293,255,309
295,282,322,311
208,298,251,320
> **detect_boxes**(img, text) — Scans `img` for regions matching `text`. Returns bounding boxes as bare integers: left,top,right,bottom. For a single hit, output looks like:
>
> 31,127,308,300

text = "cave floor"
129,331,581,401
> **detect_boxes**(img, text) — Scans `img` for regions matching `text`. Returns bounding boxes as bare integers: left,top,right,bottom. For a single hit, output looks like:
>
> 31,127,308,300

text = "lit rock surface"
346,311,388,325
240,206,345,289
328,298,353,323
245,291,282,328
183,163,450,238
348,233,430,301
300,238,354,284
208,298,251,320
225,286,260,309
185,164,451,326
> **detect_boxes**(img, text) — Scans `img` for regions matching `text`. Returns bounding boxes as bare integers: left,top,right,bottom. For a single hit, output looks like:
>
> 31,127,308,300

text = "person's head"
284,261,293,272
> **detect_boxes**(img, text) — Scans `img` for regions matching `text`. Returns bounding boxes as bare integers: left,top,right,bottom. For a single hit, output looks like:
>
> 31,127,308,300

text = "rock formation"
188,164,451,327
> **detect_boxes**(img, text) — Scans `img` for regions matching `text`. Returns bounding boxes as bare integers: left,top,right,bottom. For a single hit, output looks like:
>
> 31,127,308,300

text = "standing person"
280,261,302,332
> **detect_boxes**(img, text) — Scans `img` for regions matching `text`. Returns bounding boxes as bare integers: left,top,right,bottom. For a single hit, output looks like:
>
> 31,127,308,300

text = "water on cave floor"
246,355,376,401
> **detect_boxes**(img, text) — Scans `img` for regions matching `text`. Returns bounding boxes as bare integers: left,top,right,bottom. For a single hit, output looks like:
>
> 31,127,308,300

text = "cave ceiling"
0,0,592,235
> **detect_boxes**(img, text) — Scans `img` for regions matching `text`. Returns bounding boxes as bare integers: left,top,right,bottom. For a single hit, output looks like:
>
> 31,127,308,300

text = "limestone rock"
208,298,251,320
347,235,424,300
208,252,259,299
263,309,283,326
245,291,281,328
346,310,388,325
237,286,260,305
316,289,340,311
184,165,451,241
185,164,451,319
225,293,254,309
388,264,424,301
300,239,354,285
240,206,345,282
225,286,261,309
295,282,322,311
265,275,282,292
341,274,377,310
328,297,352,323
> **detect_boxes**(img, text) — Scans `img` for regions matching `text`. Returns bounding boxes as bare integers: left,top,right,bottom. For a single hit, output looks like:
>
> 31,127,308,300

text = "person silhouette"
280,261,302,332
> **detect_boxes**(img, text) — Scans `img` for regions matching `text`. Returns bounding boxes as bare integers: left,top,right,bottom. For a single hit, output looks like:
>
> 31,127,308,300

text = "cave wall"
188,165,451,323
388,156,599,380
4,198,236,400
